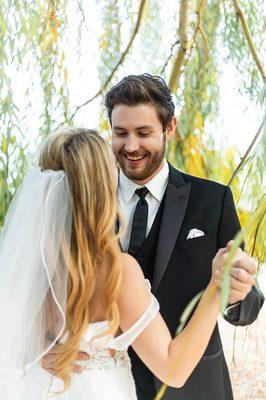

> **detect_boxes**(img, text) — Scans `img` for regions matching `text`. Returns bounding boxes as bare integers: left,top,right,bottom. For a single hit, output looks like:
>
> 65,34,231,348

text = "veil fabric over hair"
0,167,72,399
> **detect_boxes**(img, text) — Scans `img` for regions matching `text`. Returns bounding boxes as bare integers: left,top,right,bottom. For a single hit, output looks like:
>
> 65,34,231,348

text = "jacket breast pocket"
176,233,214,248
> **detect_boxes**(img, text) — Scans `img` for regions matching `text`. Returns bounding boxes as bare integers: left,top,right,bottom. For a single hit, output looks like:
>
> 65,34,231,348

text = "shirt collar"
119,160,169,204
146,160,169,201
119,169,138,204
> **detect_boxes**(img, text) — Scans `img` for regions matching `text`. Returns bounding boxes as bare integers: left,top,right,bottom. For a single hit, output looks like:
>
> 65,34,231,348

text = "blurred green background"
0,0,265,267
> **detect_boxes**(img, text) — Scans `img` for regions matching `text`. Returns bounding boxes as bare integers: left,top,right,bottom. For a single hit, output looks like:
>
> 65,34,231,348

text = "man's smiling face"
111,103,175,185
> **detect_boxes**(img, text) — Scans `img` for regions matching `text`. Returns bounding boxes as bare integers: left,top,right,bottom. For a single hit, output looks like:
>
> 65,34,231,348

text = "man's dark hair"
105,73,175,131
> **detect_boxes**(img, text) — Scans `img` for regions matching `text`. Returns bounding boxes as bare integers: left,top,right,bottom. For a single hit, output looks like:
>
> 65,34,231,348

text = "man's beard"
116,136,166,182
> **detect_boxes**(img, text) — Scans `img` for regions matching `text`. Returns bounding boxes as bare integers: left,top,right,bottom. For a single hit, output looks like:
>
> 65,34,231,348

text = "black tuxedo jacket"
130,164,264,400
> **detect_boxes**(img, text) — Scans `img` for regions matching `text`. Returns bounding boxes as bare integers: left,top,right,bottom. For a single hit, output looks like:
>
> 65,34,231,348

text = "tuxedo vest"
134,196,165,282
128,197,165,399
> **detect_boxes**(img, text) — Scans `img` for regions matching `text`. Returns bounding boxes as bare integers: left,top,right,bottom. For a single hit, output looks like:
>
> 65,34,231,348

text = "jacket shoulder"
169,164,230,201
180,171,227,192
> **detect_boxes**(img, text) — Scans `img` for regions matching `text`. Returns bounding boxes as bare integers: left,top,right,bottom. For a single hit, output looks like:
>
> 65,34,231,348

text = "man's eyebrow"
112,125,153,131
113,126,126,130
135,125,152,130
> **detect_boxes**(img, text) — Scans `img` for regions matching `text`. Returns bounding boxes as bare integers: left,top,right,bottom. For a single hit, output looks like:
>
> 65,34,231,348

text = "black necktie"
128,187,149,257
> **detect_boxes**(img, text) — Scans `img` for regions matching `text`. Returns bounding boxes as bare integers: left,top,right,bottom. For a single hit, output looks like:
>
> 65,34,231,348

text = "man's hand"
213,241,257,305
42,343,90,376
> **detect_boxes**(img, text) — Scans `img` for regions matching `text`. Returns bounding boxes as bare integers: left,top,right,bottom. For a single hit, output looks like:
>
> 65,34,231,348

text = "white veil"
0,167,72,399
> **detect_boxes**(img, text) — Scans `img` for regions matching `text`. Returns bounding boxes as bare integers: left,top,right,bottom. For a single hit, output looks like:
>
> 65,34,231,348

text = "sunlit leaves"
167,1,221,167
221,0,264,98
165,0,265,272
0,0,265,279
98,0,122,83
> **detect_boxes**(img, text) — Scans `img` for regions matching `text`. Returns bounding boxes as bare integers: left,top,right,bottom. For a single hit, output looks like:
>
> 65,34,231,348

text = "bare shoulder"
120,252,145,284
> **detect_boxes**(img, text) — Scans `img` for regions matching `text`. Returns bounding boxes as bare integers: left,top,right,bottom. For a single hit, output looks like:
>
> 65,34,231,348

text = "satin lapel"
152,167,191,294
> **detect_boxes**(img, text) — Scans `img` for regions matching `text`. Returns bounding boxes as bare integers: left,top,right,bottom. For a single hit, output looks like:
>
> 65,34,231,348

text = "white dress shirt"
118,160,169,252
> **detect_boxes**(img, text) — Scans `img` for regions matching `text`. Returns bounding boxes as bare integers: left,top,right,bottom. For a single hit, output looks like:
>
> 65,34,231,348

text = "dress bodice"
59,279,159,370
46,280,159,399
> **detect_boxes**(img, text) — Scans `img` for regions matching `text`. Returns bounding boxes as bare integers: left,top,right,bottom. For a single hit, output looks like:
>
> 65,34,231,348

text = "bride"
0,128,233,399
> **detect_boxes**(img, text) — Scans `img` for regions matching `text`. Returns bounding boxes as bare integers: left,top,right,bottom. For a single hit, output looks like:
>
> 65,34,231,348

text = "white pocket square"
186,228,205,239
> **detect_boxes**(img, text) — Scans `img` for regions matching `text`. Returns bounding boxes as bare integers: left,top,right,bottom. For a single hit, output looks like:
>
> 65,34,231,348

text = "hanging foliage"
1,0,265,257
1,1,265,398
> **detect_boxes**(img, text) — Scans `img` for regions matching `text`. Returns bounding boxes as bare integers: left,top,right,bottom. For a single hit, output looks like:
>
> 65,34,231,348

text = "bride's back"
39,128,124,388
89,263,115,323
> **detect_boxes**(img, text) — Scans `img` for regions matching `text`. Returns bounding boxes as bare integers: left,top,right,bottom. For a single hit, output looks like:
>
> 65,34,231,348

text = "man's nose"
124,136,140,153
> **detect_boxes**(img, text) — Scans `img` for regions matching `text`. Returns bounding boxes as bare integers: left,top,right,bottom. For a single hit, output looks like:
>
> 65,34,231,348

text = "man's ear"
165,116,177,142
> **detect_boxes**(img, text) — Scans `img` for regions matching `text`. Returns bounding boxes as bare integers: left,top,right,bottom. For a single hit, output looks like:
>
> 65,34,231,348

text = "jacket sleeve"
217,186,264,326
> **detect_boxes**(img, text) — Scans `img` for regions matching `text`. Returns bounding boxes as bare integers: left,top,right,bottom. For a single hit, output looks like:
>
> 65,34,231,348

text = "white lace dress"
45,280,159,400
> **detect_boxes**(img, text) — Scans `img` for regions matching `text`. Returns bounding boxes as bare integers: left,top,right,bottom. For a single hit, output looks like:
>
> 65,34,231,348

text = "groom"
105,74,264,399
43,74,264,399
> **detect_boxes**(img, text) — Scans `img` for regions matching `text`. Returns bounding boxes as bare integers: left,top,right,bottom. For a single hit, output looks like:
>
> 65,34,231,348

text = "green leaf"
220,230,245,313
257,156,263,183
176,290,204,335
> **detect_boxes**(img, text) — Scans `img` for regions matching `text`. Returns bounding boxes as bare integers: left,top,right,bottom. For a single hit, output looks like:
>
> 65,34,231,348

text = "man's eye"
115,131,127,136
139,132,150,136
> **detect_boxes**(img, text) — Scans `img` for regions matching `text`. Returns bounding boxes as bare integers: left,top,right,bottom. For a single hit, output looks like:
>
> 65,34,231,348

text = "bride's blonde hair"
39,128,122,389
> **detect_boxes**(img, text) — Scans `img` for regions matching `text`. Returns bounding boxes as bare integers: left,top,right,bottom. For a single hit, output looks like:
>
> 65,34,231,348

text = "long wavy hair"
39,128,122,389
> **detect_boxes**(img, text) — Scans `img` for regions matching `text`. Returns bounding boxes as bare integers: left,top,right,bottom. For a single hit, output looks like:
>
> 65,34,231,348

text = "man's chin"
118,155,164,182
122,167,151,182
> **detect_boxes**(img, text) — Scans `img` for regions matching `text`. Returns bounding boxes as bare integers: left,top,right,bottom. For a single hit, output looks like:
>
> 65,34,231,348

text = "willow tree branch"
193,0,207,57
160,40,180,75
182,0,208,83
227,121,264,186
236,163,253,205
69,0,147,121
168,0,191,92
166,0,208,165
168,0,207,93
251,211,265,257
232,0,266,82
194,0,208,114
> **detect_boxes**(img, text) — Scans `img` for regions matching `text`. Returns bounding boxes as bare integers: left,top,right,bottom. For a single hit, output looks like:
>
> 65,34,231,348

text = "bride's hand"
42,344,90,376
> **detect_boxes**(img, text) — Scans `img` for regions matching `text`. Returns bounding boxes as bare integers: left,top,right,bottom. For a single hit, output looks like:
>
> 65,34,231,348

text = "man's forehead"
111,103,161,128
